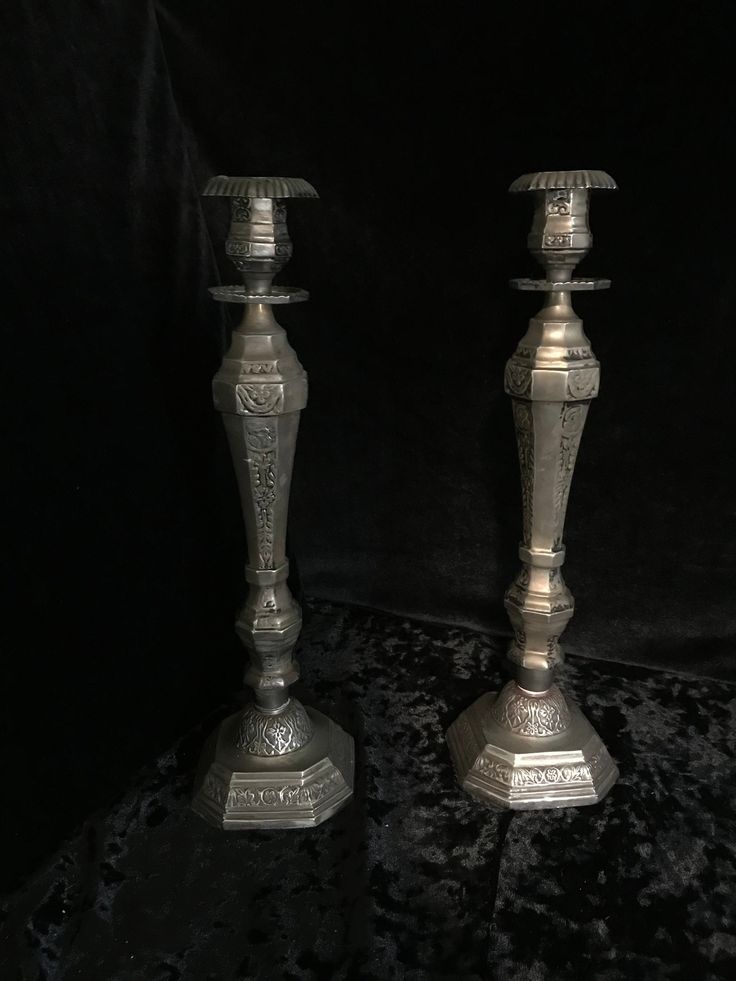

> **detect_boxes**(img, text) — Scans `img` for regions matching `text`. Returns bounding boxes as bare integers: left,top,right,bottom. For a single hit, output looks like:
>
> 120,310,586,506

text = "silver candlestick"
192,176,354,829
447,170,619,809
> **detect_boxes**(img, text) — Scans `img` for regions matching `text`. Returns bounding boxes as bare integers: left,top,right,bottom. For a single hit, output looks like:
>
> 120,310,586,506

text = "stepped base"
192,707,354,829
447,690,618,810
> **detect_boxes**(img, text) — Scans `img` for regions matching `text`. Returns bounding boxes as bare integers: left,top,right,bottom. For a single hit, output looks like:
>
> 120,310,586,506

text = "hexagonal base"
192,707,354,829
447,691,618,810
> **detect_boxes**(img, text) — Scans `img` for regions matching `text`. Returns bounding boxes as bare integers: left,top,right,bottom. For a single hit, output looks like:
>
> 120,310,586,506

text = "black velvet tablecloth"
2,602,735,980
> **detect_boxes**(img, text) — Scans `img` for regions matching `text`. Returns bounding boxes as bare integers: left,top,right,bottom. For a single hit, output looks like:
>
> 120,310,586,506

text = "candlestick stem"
192,176,354,829
447,170,619,809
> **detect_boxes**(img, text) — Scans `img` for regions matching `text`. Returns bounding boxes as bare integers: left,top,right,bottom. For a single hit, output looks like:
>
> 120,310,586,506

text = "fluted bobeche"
191,176,354,830
446,170,620,810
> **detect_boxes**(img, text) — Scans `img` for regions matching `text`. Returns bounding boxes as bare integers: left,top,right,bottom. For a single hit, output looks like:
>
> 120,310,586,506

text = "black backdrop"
2,1,734,889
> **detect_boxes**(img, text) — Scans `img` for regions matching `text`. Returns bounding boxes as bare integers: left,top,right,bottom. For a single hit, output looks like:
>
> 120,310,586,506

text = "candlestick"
447,170,619,809
192,176,354,828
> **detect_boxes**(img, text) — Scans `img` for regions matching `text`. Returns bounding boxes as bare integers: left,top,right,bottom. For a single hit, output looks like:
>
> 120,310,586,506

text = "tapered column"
192,176,354,829
447,170,619,810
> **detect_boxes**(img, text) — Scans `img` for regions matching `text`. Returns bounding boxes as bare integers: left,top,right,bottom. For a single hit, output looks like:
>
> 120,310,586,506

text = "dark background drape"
1,0,734,889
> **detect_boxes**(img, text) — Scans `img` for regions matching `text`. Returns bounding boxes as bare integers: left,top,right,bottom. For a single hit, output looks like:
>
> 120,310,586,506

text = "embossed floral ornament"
236,700,313,755
203,770,343,810
490,681,571,736
505,362,532,397
237,383,284,415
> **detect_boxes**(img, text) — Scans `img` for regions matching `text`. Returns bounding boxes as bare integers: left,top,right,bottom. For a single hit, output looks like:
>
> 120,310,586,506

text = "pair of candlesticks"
191,170,619,829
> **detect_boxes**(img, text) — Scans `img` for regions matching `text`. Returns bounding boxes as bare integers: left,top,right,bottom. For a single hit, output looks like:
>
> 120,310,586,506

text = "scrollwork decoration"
513,400,534,546
553,403,587,541
238,384,284,415
232,197,251,222
236,701,313,756
476,757,598,787
567,368,598,400
505,362,532,397
490,682,571,736
245,423,277,567
547,190,571,215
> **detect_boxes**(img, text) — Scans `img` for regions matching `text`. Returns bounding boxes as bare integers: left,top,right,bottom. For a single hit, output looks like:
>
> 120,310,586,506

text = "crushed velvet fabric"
2,601,735,980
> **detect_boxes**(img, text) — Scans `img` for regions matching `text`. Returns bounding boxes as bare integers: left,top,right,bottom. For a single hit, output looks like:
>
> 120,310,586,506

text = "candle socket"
447,171,619,810
192,176,354,829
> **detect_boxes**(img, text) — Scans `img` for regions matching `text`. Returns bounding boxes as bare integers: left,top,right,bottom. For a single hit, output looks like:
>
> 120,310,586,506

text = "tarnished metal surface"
447,171,619,810
192,177,354,829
